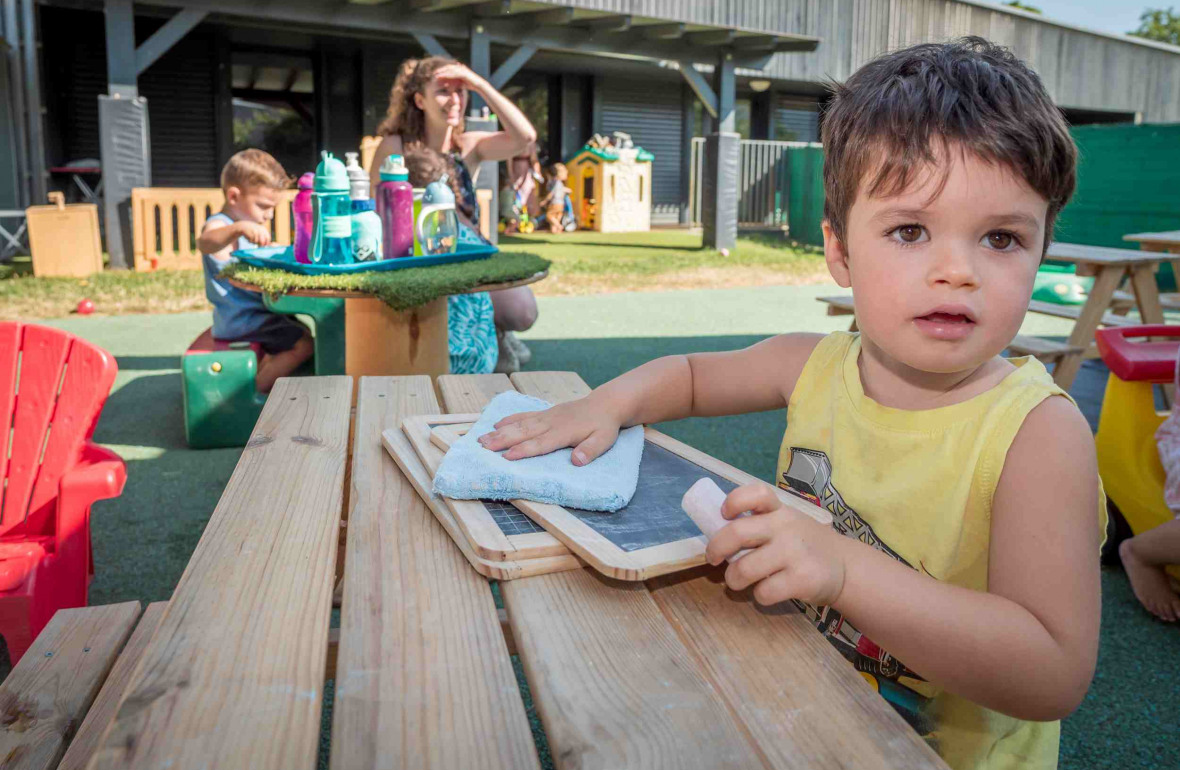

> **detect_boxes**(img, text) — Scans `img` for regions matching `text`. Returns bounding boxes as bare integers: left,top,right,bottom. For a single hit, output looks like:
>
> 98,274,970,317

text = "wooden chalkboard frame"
382,425,583,580
399,415,573,563
430,420,833,581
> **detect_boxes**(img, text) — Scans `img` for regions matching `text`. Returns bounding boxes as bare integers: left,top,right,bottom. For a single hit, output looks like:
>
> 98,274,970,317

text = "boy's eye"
983,231,1018,250
888,224,927,244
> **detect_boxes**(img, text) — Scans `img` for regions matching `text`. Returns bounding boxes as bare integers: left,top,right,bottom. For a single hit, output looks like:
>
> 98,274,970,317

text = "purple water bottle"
294,172,314,264
376,154,413,259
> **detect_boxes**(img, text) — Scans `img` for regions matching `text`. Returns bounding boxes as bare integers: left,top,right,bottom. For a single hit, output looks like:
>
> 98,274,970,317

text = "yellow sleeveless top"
776,332,1106,770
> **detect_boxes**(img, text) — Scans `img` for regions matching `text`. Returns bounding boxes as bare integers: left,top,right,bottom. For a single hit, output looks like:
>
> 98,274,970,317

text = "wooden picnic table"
1124,230,1180,253
18,373,947,770
1028,242,1167,388
228,271,546,378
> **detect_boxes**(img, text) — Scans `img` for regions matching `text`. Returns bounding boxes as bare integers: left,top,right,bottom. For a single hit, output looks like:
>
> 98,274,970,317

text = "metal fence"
689,138,824,236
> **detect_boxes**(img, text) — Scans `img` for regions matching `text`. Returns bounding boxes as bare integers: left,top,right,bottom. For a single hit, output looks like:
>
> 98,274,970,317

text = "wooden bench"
1025,299,1137,328
1112,289,1180,313
0,601,164,770
818,295,1085,368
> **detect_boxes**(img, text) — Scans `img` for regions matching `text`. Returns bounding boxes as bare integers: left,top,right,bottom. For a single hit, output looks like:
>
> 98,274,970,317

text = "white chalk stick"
681,478,752,562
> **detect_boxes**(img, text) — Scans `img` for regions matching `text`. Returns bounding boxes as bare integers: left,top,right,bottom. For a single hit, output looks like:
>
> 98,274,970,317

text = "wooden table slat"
0,601,142,770
329,376,541,770
508,371,947,769
88,376,352,770
440,374,767,770
57,603,167,770
1045,241,1164,265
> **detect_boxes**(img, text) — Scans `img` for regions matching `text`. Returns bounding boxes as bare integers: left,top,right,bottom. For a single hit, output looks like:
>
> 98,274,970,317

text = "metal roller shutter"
772,97,820,143
139,29,219,187
600,78,683,224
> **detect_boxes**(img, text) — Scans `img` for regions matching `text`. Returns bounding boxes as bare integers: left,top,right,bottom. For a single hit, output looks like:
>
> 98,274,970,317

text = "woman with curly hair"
369,56,539,373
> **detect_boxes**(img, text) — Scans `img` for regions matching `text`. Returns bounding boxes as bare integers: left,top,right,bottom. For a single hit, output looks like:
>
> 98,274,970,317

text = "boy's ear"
225,185,241,205
823,220,852,289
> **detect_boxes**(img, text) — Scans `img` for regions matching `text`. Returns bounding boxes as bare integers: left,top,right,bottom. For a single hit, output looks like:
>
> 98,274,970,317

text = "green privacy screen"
788,124,1180,264
1055,123,1180,246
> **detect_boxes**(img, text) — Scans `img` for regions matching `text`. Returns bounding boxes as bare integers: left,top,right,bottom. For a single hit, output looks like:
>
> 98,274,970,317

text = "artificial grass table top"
222,251,550,311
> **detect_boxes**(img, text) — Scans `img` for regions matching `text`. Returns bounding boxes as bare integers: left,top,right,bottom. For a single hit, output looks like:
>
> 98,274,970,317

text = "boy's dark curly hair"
822,36,1076,253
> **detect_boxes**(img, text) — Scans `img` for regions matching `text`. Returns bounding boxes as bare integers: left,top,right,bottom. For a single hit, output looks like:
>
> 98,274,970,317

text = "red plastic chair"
0,322,125,663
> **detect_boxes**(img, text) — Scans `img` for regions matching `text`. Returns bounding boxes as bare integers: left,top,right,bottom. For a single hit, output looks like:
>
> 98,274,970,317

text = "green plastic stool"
182,340,267,449
264,295,346,375
183,297,345,449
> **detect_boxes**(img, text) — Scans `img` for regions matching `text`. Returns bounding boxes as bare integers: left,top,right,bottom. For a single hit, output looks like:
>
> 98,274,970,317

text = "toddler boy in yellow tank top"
478,37,1105,770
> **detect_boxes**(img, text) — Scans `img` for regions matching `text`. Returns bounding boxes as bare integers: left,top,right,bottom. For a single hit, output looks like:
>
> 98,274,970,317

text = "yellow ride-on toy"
1094,325,1180,578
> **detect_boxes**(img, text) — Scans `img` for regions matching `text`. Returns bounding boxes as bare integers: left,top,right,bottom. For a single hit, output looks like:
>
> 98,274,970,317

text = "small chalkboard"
560,442,738,552
383,426,583,581
401,414,573,564
430,421,829,581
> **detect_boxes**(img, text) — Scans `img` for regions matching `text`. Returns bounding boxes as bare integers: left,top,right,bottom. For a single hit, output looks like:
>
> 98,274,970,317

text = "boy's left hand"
705,483,847,607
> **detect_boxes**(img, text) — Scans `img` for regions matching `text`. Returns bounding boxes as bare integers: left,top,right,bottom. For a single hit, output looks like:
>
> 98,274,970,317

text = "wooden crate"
26,192,103,278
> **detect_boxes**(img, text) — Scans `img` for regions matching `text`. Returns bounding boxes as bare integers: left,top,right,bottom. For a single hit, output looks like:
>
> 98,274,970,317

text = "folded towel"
432,391,644,512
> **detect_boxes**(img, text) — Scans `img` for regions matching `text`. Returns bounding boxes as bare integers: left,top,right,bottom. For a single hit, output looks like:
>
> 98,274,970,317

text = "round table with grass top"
224,256,548,379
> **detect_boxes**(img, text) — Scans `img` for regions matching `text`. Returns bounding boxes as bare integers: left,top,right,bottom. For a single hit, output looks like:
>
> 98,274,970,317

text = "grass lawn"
0,230,827,320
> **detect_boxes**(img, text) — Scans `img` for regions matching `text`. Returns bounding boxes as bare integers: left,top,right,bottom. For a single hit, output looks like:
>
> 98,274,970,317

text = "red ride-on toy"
1094,325,1180,579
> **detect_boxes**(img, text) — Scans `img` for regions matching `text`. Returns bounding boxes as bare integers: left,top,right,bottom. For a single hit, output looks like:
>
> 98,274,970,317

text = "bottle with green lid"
311,151,353,265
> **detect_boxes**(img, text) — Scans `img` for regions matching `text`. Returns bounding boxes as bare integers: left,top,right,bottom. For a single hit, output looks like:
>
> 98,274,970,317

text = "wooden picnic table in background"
1124,230,1180,254
26,373,948,770
1036,242,1166,387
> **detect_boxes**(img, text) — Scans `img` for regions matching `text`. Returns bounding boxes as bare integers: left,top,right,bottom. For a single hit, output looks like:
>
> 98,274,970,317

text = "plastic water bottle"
293,172,314,264
311,152,352,265
345,152,382,261
417,176,459,255
376,154,414,259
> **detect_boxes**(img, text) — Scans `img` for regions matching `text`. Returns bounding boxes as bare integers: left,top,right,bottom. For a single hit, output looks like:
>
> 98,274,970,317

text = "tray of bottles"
232,239,497,276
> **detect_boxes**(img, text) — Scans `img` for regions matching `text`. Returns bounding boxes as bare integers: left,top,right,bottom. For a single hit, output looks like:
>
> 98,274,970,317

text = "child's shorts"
223,315,309,355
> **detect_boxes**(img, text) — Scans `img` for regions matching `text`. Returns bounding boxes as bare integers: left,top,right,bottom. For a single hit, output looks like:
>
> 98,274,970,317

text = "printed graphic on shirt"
780,447,935,736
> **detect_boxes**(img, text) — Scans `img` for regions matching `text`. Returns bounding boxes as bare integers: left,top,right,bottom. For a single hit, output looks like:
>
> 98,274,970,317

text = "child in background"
539,163,570,234
499,169,519,234
479,38,1105,770
197,149,312,393
1122,360,1180,621
404,147,465,210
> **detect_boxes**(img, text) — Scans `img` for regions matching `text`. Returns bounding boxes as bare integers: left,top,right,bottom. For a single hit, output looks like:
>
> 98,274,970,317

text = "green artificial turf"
222,252,550,311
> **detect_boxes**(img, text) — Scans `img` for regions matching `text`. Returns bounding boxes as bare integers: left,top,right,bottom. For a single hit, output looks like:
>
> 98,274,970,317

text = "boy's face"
824,146,1046,376
226,184,278,224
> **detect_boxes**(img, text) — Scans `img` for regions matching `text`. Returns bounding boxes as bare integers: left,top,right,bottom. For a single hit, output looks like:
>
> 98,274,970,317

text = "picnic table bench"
5,375,948,769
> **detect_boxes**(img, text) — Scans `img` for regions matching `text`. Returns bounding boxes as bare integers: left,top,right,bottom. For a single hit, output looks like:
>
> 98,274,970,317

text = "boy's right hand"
479,397,622,466
238,221,272,247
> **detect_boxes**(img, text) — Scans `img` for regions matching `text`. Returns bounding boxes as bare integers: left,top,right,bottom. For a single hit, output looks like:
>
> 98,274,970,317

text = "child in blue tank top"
197,149,312,393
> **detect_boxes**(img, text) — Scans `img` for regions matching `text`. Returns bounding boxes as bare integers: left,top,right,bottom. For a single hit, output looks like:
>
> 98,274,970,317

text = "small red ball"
76,299,94,315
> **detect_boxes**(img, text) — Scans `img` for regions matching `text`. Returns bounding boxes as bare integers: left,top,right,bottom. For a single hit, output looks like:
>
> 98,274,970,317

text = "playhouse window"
639,175,644,202
610,175,615,201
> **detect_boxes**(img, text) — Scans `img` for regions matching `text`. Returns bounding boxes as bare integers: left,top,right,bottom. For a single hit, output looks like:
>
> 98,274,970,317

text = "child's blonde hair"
548,162,568,180
220,149,290,193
